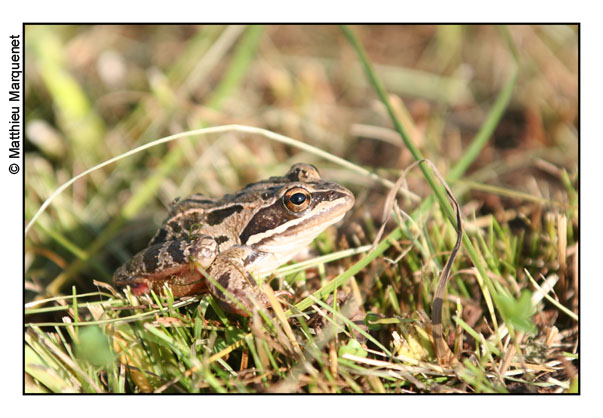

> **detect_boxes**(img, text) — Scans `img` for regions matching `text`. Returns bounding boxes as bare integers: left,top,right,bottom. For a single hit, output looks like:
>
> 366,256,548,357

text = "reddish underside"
129,269,209,298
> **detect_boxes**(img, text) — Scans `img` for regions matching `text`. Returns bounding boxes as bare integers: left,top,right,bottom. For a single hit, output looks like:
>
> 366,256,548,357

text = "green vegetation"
25,25,578,393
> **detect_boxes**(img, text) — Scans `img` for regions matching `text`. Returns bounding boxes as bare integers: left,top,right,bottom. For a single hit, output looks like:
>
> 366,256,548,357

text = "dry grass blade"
421,160,463,365
263,284,304,358
371,158,463,364
26,124,417,236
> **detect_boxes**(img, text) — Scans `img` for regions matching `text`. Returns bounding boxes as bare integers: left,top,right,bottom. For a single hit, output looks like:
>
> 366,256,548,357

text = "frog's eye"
284,187,311,213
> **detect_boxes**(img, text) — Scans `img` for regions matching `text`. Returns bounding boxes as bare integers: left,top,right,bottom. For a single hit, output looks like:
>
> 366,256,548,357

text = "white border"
4,1,596,413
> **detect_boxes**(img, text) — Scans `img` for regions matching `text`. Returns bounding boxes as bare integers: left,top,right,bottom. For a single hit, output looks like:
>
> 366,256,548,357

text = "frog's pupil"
290,193,306,205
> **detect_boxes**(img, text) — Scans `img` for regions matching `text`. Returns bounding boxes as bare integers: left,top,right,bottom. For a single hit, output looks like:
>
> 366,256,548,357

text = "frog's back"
148,193,218,246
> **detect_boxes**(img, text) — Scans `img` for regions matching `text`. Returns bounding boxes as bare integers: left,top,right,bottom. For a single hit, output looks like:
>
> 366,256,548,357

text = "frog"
114,163,355,316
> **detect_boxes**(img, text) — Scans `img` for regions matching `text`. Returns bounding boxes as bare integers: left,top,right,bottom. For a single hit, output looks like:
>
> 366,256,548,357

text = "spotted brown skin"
114,163,355,315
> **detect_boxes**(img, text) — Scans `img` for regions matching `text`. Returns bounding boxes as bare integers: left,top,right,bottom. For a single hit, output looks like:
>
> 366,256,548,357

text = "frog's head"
239,163,355,272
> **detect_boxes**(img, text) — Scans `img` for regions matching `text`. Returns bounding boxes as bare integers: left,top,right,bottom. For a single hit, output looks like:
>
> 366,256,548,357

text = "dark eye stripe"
239,200,298,244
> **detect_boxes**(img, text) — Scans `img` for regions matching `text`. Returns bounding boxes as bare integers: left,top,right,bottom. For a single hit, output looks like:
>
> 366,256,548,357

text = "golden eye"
284,187,311,213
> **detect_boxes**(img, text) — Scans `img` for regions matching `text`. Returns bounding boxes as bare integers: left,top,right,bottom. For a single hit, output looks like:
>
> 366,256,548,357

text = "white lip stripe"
252,213,347,275
256,212,345,250
245,200,345,246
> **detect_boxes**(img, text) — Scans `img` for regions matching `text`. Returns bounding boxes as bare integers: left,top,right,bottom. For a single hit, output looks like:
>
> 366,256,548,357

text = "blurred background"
24,24,577,308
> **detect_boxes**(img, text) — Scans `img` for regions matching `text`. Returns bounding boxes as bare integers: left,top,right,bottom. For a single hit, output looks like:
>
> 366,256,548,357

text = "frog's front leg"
114,235,218,297
206,247,273,316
